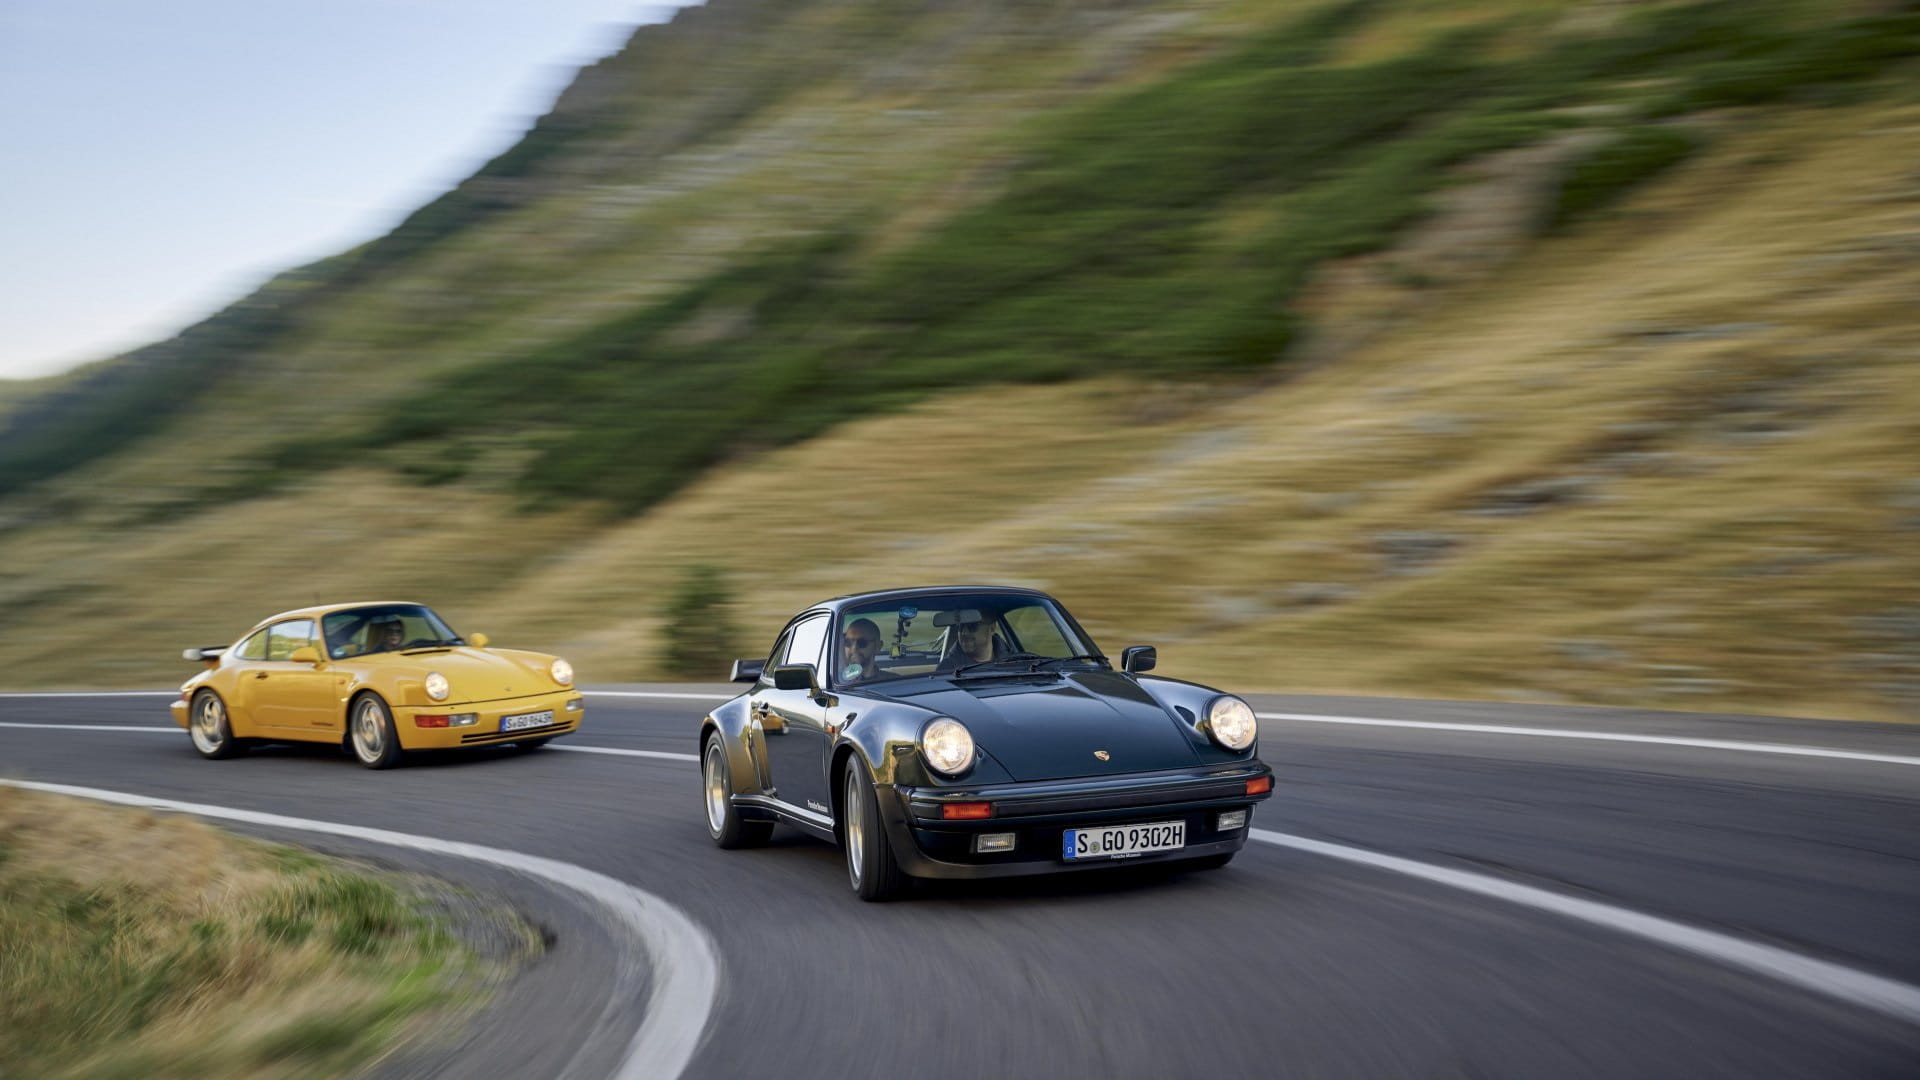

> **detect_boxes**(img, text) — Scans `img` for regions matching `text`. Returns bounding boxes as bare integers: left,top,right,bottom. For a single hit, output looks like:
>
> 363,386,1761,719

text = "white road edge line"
1252,829,1920,1025
0,691,176,698
1259,711,1920,767
588,691,733,701
0,778,721,1080
0,722,177,733
556,745,699,762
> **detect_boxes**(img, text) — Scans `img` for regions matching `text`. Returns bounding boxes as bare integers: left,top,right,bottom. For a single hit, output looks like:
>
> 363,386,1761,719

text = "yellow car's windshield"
322,605,460,659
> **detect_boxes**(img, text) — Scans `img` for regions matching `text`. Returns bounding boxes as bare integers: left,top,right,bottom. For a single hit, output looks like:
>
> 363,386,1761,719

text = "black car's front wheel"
703,734,772,849
841,758,909,901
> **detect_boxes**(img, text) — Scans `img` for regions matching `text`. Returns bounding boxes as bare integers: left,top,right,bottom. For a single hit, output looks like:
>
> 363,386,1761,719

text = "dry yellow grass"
0,787,502,1079
1,101,1915,721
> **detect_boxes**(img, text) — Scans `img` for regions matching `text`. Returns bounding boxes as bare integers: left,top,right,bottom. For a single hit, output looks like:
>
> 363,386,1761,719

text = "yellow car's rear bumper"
169,698,189,729
394,691,584,750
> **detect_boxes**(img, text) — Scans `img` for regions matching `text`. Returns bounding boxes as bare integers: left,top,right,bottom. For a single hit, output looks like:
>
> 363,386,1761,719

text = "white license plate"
500,710,554,732
1063,820,1185,861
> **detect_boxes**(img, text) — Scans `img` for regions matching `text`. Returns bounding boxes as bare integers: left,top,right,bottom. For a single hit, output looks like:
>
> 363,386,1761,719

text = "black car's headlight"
1204,696,1257,751
920,717,975,776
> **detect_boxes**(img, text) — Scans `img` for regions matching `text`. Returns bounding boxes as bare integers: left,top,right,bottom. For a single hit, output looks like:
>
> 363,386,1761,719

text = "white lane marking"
556,745,700,762
0,690,175,698
1251,828,1920,1026
0,722,176,733
0,779,721,1080
1260,712,1920,768
588,691,731,702
0,722,704,763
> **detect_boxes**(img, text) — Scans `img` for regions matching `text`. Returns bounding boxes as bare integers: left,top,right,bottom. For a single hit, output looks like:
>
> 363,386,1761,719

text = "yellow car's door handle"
253,672,269,680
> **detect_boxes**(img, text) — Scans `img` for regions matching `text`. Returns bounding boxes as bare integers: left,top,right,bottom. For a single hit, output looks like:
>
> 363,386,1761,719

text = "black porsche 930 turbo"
698,586,1273,900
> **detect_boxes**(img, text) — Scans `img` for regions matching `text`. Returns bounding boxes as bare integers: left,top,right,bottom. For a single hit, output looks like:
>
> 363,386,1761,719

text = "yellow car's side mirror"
469,633,490,648
287,646,322,666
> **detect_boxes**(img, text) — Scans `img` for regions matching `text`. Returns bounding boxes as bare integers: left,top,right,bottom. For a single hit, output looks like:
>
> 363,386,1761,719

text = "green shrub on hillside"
1552,126,1700,229
660,565,742,679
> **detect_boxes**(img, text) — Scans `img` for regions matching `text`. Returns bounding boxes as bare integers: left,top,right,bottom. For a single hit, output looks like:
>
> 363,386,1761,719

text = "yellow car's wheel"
188,689,245,760
349,693,403,770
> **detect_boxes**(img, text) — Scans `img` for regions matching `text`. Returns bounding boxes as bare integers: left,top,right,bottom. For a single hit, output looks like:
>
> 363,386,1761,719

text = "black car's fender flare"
699,694,768,798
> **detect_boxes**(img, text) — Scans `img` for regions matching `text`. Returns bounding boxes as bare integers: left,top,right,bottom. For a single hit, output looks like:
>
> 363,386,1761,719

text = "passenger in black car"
840,618,883,683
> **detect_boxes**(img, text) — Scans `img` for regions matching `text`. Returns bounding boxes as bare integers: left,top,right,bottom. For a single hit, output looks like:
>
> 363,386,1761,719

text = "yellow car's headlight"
424,672,450,702
550,658,573,685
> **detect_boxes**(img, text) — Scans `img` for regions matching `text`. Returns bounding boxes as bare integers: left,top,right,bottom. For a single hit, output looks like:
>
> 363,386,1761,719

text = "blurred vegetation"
199,1,1920,512
660,564,743,679
0,787,511,1079
1551,126,1699,228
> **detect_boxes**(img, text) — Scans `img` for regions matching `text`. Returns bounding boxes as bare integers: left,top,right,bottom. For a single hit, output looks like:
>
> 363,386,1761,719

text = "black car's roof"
811,584,1055,613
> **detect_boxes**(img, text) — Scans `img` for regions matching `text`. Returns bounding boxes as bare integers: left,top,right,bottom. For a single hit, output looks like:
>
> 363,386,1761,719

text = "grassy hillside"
0,0,1915,720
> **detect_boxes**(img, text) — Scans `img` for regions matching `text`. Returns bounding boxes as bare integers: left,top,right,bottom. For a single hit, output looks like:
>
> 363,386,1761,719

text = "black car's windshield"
322,604,461,659
834,594,1103,688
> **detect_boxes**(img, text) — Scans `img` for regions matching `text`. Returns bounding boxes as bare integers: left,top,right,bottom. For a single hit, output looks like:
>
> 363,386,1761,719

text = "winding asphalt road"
3,688,1917,1078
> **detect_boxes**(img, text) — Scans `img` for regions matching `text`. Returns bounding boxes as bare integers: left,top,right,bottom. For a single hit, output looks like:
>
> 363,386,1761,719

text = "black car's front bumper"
880,761,1273,879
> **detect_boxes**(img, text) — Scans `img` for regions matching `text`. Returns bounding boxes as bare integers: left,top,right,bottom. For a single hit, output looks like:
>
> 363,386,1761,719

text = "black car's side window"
761,628,796,685
783,615,829,673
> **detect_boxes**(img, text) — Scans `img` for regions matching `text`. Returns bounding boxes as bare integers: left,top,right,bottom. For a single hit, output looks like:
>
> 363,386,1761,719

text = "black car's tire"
1186,852,1235,872
188,690,246,760
703,734,772,849
842,757,909,901
349,693,404,770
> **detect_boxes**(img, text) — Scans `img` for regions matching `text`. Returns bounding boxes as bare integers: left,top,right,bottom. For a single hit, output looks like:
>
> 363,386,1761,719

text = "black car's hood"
888,671,1201,781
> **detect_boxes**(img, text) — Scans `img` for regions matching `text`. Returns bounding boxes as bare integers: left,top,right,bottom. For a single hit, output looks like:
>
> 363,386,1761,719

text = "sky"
0,1,695,381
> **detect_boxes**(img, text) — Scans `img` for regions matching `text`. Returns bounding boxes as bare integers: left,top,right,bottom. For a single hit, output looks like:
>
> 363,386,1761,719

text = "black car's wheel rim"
190,695,224,754
844,768,865,889
704,742,728,836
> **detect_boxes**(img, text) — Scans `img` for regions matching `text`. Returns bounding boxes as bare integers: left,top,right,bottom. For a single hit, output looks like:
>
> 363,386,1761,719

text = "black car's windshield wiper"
1029,654,1107,671
953,652,1047,677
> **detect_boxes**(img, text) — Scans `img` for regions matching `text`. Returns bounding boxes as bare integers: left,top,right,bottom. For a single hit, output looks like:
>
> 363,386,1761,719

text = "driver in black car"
948,614,1001,669
839,618,883,683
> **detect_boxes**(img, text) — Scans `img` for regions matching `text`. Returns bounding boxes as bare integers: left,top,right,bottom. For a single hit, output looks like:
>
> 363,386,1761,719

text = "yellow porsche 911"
170,601,583,769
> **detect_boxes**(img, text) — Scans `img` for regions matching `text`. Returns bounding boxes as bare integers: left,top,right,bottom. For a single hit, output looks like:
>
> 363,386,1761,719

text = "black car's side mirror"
772,663,818,693
731,658,766,684
1120,646,1157,674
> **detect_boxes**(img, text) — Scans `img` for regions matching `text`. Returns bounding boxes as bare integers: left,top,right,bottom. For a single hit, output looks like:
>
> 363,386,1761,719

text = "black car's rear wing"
182,646,227,667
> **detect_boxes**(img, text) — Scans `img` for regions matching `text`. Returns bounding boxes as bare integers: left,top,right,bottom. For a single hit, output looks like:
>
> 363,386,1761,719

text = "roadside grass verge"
0,787,517,1079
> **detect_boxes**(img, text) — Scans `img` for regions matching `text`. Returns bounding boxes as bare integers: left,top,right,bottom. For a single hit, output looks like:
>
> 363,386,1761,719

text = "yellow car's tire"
703,733,772,849
188,689,246,760
517,738,552,752
349,693,403,770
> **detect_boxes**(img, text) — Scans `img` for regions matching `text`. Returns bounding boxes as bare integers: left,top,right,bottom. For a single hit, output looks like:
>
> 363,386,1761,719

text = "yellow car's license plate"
501,710,554,732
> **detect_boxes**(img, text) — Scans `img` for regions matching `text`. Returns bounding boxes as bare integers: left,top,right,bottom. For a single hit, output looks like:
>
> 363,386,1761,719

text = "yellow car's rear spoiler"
182,646,226,669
